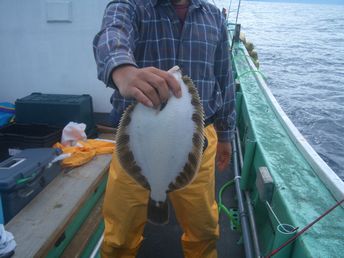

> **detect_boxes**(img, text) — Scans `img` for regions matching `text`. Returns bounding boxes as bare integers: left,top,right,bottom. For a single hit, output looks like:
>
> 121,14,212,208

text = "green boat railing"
229,20,344,258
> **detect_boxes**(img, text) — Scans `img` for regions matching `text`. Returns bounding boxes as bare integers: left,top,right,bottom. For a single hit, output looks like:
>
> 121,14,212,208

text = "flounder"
115,66,204,224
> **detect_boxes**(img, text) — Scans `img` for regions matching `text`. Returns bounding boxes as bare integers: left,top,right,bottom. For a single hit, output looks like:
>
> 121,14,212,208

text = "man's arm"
93,2,181,107
213,18,236,143
93,1,138,88
213,17,236,170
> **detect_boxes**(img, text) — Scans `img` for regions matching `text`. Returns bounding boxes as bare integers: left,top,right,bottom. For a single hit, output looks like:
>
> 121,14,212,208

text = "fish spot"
130,164,141,174
191,98,199,106
119,151,135,169
192,113,203,125
188,153,197,168
168,182,177,191
183,163,195,179
120,115,131,127
175,174,187,187
117,134,129,145
192,133,203,149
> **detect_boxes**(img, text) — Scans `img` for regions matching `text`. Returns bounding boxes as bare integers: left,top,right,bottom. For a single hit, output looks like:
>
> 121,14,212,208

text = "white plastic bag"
61,122,87,146
0,224,16,255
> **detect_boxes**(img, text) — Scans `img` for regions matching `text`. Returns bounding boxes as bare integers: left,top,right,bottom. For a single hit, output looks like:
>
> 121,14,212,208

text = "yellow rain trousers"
101,125,219,258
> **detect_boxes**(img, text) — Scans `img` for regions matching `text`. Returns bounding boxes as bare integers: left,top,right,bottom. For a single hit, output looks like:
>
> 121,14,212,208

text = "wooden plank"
97,131,116,141
6,154,112,258
97,124,117,135
61,195,104,258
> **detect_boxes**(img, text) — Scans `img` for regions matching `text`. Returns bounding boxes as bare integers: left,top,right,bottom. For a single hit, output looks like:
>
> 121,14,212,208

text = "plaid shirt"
93,0,236,141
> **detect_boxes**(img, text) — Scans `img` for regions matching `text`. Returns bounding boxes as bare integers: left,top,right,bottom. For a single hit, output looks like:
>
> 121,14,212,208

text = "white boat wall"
0,0,113,113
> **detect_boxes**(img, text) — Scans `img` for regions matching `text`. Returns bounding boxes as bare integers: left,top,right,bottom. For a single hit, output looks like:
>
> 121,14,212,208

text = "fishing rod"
235,0,242,25
266,198,344,258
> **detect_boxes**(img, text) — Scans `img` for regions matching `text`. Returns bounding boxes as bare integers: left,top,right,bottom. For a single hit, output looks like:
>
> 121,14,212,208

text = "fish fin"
115,104,151,190
147,198,169,225
166,75,205,193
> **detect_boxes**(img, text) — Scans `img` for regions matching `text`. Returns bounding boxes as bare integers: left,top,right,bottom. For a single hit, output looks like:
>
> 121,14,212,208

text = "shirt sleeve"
213,18,236,142
93,1,139,88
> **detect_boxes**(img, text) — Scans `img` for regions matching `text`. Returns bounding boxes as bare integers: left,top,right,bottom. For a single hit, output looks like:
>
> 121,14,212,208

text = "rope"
234,52,253,60
231,47,265,81
233,175,241,181
233,51,259,64
266,198,344,258
218,179,241,230
237,70,266,81
265,202,289,232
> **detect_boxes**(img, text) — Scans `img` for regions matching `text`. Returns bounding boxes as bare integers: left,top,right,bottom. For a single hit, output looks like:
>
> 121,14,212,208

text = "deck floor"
137,164,244,258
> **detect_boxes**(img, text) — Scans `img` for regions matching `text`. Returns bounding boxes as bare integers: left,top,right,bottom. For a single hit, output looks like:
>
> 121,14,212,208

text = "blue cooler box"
0,148,61,223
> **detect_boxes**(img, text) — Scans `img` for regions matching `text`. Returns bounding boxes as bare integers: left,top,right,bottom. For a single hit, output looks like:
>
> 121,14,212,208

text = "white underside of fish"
127,74,195,202
115,66,204,224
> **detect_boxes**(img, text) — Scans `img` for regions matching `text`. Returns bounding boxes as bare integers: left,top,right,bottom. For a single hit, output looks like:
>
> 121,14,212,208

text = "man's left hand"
216,142,232,172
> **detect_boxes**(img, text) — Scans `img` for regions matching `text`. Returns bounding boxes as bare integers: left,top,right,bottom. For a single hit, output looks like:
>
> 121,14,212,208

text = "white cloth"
61,122,87,146
0,225,16,255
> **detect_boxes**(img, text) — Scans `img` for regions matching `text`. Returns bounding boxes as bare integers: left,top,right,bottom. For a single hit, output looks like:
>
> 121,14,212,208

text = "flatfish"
115,66,204,224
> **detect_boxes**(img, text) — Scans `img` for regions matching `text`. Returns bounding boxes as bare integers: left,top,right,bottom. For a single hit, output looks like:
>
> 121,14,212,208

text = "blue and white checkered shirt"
93,0,236,141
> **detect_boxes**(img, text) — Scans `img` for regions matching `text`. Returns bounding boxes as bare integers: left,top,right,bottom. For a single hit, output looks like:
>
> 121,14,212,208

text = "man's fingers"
136,81,161,108
131,88,153,108
217,155,229,171
220,158,229,171
150,67,182,98
113,66,182,107
143,72,170,103
216,142,232,172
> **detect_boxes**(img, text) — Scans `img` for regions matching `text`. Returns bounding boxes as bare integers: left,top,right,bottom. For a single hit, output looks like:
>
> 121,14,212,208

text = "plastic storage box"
0,148,61,223
15,93,97,137
0,123,62,163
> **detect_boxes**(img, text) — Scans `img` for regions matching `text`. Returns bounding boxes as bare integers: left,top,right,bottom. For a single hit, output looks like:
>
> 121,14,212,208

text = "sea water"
215,0,344,180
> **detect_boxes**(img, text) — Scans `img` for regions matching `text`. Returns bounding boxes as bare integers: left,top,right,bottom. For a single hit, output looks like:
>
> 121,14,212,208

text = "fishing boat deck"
5,129,244,257
137,163,244,258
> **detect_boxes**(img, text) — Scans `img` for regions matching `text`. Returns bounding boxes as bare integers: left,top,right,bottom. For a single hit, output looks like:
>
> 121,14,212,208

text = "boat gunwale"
234,42,344,204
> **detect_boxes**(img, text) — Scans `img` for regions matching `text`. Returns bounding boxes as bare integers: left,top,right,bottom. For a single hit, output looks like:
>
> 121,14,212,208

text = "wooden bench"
6,153,112,258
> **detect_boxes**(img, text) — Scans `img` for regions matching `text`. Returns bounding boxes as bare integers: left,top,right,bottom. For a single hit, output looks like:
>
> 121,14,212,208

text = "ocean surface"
215,0,344,180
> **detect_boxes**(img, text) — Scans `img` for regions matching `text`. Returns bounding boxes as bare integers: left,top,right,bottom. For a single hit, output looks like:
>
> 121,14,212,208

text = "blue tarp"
0,103,14,127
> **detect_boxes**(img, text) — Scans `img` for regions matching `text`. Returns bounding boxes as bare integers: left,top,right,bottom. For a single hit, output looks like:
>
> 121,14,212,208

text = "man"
93,0,236,257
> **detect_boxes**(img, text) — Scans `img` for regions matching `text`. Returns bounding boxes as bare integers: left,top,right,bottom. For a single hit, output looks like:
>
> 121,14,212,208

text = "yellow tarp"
54,139,115,167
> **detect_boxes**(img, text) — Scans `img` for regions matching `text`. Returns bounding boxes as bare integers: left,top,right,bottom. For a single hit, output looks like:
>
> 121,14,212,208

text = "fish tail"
147,197,169,225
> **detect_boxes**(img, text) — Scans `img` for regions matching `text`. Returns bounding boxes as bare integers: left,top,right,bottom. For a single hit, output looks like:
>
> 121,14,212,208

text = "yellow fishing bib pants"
101,125,219,258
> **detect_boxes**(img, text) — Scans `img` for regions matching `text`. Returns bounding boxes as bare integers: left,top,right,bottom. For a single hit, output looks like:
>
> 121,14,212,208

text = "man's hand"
216,142,232,172
112,65,182,108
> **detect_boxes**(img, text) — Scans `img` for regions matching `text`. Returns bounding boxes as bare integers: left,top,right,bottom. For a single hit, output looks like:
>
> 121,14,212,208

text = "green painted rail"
231,30,344,257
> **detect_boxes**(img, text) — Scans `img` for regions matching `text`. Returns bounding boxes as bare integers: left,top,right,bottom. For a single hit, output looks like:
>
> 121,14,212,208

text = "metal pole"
232,134,254,258
89,234,104,258
235,0,242,25
236,130,262,258
245,192,262,258
228,0,233,14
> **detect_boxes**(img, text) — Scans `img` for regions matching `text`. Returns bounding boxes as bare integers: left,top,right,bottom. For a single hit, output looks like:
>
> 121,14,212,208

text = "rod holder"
272,224,297,258
231,23,242,48
234,23,241,42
